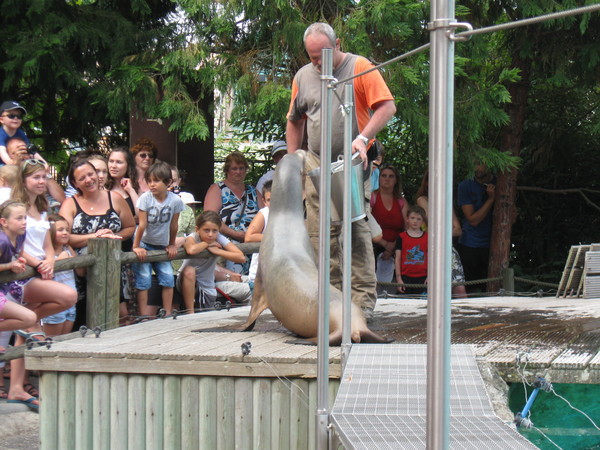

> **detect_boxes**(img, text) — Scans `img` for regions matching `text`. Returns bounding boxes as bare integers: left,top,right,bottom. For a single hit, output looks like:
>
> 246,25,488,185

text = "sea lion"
242,151,388,345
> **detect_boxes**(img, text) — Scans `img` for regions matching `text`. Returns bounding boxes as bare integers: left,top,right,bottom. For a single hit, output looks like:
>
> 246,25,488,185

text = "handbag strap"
233,188,248,228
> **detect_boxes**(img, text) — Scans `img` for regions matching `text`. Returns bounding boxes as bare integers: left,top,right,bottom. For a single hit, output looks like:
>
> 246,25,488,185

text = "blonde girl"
0,201,37,342
43,214,82,337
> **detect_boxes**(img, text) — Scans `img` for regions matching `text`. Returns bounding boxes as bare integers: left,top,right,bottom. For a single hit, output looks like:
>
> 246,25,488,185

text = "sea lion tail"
359,328,394,344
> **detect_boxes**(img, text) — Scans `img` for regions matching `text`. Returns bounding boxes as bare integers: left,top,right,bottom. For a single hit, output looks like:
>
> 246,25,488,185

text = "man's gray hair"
304,22,336,46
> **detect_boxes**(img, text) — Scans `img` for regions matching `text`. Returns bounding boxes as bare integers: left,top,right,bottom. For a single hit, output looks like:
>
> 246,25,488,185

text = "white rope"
530,425,563,449
549,385,600,432
256,354,311,409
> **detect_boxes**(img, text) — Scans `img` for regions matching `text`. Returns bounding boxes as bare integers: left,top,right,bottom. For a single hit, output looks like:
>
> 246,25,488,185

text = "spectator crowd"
0,21,497,414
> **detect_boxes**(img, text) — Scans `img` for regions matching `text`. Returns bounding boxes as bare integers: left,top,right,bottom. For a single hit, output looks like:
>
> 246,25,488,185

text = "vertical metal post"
316,47,333,450
427,0,455,448
341,84,354,367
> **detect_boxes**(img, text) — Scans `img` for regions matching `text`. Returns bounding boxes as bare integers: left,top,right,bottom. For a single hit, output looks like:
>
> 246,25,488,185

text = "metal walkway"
330,344,536,449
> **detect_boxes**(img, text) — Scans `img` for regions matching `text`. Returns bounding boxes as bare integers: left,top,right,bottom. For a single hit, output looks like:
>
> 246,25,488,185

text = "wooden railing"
0,239,260,361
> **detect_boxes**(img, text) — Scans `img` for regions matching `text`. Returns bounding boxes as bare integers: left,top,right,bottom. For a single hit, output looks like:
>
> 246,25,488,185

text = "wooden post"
502,268,514,295
87,238,122,329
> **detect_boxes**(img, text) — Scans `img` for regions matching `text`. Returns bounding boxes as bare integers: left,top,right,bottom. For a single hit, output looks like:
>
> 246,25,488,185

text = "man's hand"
485,183,496,201
352,137,369,169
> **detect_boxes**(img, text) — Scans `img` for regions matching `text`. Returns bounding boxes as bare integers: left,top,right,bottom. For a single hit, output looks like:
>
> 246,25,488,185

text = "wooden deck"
27,295,600,384
24,296,600,449
372,295,600,384
27,307,342,378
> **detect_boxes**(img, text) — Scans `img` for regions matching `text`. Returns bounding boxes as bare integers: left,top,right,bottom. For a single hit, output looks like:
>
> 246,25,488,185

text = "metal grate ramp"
330,344,536,449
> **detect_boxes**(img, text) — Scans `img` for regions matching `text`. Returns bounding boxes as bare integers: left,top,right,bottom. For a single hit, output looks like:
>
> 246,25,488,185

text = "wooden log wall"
39,371,340,450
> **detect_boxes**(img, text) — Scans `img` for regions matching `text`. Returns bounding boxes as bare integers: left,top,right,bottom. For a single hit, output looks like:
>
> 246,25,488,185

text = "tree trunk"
487,56,531,292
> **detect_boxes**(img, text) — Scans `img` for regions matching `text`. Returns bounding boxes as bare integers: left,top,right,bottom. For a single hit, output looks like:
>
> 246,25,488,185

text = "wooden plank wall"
40,372,339,450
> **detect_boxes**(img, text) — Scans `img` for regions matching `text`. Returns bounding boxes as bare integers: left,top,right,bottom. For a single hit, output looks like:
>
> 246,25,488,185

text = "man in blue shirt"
456,163,496,292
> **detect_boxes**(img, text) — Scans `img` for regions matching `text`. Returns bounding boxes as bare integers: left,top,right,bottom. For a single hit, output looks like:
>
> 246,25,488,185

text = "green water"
508,383,600,449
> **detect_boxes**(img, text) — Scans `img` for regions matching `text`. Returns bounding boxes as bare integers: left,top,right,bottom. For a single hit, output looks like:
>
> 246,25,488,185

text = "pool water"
508,383,600,449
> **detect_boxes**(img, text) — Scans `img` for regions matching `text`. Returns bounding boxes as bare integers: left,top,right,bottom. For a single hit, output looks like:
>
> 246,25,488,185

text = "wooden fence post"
502,268,514,295
87,238,122,330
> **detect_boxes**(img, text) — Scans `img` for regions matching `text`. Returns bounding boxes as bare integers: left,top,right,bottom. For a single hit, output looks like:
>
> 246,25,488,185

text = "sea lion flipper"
359,329,393,344
287,329,343,346
241,273,268,331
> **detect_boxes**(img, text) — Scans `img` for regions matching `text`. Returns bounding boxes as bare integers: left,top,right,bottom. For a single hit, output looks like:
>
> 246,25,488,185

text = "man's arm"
352,100,396,166
358,100,396,141
47,178,66,204
461,184,495,227
286,118,306,153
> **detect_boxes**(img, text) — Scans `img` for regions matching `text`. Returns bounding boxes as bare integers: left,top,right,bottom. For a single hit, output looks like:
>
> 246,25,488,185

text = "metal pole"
341,84,354,367
316,47,333,450
427,0,454,448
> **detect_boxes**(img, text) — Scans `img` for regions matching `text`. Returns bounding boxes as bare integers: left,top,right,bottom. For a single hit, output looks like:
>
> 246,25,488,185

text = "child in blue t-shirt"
0,101,29,166
133,162,184,317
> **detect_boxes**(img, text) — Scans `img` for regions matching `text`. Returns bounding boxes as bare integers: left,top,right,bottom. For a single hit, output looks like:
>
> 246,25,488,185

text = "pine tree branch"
517,186,600,212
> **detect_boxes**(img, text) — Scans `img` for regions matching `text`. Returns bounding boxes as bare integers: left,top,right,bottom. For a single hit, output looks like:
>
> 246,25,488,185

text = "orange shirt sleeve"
287,78,300,120
353,57,394,132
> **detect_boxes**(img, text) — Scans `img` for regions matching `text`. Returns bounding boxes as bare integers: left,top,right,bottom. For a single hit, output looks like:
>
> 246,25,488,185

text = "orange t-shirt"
287,53,394,159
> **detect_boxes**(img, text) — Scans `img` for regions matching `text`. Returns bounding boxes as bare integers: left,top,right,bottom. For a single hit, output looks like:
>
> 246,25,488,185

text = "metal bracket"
339,104,352,117
447,22,473,42
428,19,473,42
427,18,454,30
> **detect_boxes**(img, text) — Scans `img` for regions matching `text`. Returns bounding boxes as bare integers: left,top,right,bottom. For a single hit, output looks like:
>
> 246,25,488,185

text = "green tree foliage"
0,0,181,165
456,0,600,284
1,0,598,281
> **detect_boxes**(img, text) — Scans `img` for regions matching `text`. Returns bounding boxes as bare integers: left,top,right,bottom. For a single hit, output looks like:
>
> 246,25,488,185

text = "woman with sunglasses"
5,138,65,205
7,159,78,409
204,151,263,275
131,138,157,194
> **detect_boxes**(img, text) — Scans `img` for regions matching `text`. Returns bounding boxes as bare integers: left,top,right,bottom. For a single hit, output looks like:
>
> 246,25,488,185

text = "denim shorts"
133,242,175,290
43,305,76,324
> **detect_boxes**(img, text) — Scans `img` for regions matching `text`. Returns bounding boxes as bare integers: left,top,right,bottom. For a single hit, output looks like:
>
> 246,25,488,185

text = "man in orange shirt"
287,22,396,319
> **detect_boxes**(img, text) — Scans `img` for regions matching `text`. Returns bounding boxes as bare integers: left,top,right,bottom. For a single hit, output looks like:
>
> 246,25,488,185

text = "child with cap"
255,140,287,205
0,101,29,166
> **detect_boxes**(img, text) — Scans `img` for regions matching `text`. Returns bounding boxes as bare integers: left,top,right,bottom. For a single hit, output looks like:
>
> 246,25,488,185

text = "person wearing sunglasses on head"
0,101,34,167
4,138,65,205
